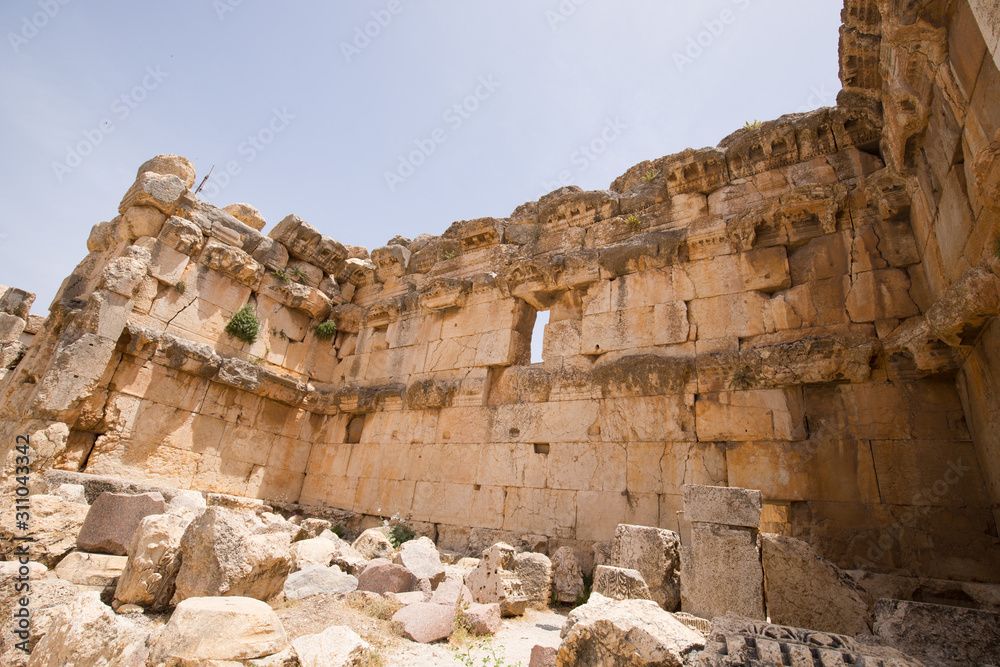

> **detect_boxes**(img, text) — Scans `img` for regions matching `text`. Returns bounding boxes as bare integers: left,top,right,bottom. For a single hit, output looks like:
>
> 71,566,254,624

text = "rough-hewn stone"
75,492,166,556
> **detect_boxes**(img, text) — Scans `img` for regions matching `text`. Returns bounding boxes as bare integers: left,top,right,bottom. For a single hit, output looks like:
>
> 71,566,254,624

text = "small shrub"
992,233,1000,260
175,280,186,294
641,170,658,182
344,592,402,621
383,512,415,548
451,608,521,666
359,648,384,667
623,213,643,232
443,250,459,260
331,523,346,539
247,355,264,366
314,320,338,341
745,119,762,130
225,304,260,344
290,266,310,283
730,366,757,391
271,269,290,282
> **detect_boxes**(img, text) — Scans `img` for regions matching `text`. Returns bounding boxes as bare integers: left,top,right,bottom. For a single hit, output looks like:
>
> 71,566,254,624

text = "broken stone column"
464,543,528,616
680,485,765,620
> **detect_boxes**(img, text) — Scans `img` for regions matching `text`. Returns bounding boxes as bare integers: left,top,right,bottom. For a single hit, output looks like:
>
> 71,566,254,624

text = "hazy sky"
0,0,844,312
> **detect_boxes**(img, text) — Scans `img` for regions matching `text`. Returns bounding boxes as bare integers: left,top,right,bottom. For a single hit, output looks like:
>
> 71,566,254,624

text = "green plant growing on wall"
745,119,762,130
225,304,260,344
992,233,1000,260
271,269,290,282
175,280,186,294
730,366,757,391
641,170,658,182
624,213,643,232
443,249,459,260
314,320,337,341
290,266,310,283
383,512,415,548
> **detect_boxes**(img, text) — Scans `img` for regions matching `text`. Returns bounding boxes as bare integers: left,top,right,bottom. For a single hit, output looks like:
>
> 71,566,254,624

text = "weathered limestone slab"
593,565,652,602
611,524,681,610
392,535,446,587
357,559,416,594
761,533,873,635
681,522,765,621
515,551,553,605
682,486,762,528
874,598,1000,667
150,596,288,664
114,512,187,611
292,625,370,667
283,564,358,600
52,550,127,593
392,602,457,643
550,546,585,605
557,595,705,667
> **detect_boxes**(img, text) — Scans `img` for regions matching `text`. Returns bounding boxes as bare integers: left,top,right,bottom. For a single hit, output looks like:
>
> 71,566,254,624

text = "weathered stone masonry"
2,0,999,589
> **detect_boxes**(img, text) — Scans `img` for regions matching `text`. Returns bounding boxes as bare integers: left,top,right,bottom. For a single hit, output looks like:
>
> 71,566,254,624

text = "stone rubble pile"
2,476,997,666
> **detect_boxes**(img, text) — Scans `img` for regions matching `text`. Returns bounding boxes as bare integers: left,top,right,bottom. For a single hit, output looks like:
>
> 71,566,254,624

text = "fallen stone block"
352,528,394,560
551,546,584,605
466,543,529,616
393,536,446,588
762,533,873,635
52,551,127,594
283,564,358,600
611,524,680,609
114,512,187,611
357,559,417,595
292,625,370,667
75,491,166,556
874,598,1000,667
461,602,502,636
593,565,652,602
150,596,288,664
392,601,456,643
529,644,557,667
557,596,705,667
515,552,552,605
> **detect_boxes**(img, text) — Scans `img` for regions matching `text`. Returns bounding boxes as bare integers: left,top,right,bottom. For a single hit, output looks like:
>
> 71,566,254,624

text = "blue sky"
0,0,844,312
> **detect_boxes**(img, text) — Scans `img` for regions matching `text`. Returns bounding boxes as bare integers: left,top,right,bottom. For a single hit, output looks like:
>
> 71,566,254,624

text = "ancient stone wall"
1,0,998,586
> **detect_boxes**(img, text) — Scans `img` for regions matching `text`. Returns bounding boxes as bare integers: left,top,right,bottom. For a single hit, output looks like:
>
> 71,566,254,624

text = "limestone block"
251,236,290,272
87,217,128,253
135,236,189,285
259,273,332,319
53,551,127,592
846,269,920,322
158,215,205,256
695,389,807,442
114,512,187,611
123,205,167,239
118,171,186,216
172,507,292,603
466,543,529,616
137,154,196,188
0,312,26,344
76,491,166,556
0,576,76,663
530,645,557,667
292,625,370,667
100,251,150,297
873,599,1000,667
681,523,765,621
150,596,288,664
687,291,773,340
0,494,88,568
593,565,651,602
392,536,446,587
556,597,705,667
514,551,552,605
551,546,584,604
290,536,337,570
682,485,762,528
392,602,456,643
352,528,394,560
761,534,872,635
430,569,475,608
224,202,267,230
0,286,35,319
200,238,265,287
269,214,348,274
283,564,358,600
27,591,154,667
610,524,681,610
